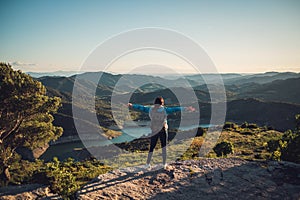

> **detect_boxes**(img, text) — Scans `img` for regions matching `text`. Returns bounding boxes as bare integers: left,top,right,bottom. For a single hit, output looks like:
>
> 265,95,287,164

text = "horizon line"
24,70,300,75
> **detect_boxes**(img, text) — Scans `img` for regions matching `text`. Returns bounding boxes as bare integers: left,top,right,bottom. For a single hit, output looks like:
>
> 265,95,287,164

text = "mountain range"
32,71,300,139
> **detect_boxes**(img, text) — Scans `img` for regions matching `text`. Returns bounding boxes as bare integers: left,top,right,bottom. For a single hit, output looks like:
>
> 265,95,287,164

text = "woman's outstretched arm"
128,103,151,113
166,106,195,114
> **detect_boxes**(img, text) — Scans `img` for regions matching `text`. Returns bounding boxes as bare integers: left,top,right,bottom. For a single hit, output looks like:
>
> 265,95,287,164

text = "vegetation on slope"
0,63,63,185
1,64,300,199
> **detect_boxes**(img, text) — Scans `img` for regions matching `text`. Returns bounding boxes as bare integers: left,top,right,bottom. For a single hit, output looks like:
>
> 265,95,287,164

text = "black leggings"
149,129,167,152
147,129,167,164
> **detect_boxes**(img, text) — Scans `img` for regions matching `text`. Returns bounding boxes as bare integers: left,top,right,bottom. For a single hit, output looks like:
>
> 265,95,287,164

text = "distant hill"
223,72,300,85
185,73,243,85
185,72,300,86
37,71,300,97
38,76,114,102
74,71,198,92
225,98,300,131
27,71,79,78
38,72,200,100
35,71,300,136
236,77,300,104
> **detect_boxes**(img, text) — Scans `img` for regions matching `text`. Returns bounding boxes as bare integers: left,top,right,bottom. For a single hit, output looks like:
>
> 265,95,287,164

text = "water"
41,123,211,161
113,124,210,142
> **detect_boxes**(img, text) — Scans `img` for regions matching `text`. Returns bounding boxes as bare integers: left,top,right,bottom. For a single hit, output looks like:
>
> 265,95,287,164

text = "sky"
1,0,300,74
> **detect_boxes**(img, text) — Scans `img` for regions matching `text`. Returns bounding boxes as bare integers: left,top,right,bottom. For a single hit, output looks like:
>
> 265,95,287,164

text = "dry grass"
101,126,283,168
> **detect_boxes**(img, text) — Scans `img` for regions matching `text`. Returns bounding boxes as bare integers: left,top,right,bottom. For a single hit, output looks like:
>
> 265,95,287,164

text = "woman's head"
154,96,164,105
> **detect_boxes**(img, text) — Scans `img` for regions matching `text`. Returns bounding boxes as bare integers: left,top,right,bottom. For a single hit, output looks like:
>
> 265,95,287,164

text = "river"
41,123,211,161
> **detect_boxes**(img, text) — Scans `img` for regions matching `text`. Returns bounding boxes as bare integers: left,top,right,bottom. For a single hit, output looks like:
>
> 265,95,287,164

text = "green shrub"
247,123,258,129
240,122,258,129
271,150,281,161
47,169,79,200
240,128,254,135
267,139,280,152
267,128,300,163
223,122,237,130
46,157,80,200
2,154,111,198
241,122,248,128
213,141,234,157
195,127,206,137
296,114,300,131
3,159,45,186
45,157,111,199
281,133,300,163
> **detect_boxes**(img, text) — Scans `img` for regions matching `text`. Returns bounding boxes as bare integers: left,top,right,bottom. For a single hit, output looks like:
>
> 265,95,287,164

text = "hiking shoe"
163,163,168,170
145,164,151,169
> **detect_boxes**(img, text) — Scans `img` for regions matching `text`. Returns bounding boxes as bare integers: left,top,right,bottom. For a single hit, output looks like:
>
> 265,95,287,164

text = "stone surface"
1,158,300,199
0,184,58,200
77,158,300,200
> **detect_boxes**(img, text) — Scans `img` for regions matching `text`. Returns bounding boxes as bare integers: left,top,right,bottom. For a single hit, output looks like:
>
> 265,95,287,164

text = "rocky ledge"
1,158,300,200
77,158,300,200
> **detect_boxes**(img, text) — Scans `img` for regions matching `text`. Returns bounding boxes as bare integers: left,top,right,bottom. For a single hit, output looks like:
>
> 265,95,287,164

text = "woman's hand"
128,103,133,108
185,106,195,112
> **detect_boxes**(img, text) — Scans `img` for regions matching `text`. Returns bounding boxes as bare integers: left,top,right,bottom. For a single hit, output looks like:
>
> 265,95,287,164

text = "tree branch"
0,113,23,142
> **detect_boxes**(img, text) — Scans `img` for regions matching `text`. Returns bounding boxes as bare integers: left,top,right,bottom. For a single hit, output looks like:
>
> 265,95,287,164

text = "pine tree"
0,63,63,184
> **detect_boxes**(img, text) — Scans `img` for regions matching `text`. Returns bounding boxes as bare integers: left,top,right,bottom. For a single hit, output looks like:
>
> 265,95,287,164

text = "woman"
128,96,195,169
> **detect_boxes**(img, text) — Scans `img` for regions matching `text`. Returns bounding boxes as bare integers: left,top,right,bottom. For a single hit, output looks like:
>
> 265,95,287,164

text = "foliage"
213,141,234,157
45,157,111,199
239,128,255,135
241,122,248,128
223,121,262,136
267,130,292,161
180,136,204,160
8,159,45,185
0,63,63,183
195,127,206,137
281,134,300,163
6,157,111,199
46,157,80,200
223,122,237,130
268,130,300,163
247,123,259,129
267,115,300,163
295,114,300,132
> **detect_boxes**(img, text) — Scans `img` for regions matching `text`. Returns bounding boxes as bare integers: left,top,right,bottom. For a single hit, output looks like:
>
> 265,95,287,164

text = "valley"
30,71,300,160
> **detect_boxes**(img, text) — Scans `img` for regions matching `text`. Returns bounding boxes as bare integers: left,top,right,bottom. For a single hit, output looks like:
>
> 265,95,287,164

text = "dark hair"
154,96,164,105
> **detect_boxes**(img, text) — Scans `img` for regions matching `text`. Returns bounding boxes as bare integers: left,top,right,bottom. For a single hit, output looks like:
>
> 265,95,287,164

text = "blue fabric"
132,104,184,114
165,106,184,114
132,104,151,113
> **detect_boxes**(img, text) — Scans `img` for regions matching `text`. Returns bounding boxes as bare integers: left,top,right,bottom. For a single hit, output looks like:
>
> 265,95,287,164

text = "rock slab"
77,158,300,200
